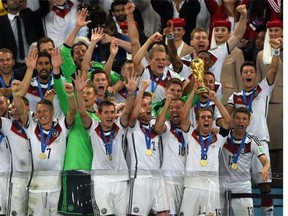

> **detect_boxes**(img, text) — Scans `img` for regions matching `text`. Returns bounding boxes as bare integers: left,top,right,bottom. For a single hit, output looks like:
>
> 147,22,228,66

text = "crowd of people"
0,0,283,216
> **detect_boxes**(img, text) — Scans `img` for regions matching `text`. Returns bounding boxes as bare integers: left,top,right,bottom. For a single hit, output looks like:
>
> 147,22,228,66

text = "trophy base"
197,86,209,95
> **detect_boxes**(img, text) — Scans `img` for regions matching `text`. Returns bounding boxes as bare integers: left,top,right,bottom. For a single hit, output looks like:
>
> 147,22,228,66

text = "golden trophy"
191,58,209,94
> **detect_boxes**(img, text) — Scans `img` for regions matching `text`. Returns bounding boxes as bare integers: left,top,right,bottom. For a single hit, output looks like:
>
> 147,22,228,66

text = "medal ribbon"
39,123,55,154
199,132,212,160
171,123,185,153
230,131,247,164
14,120,26,135
149,68,163,93
242,87,256,114
100,125,114,156
0,132,4,143
140,123,151,151
37,75,52,100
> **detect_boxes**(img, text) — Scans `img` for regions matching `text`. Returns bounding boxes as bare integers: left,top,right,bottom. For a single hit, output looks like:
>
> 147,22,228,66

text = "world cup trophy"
191,58,209,94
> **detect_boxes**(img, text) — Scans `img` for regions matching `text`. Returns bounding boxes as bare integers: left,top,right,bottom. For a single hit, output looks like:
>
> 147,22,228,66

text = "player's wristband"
166,34,174,40
272,48,281,56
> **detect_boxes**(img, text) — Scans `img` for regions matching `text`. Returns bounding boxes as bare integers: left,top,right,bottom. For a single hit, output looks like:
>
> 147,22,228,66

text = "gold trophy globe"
191,58,209,94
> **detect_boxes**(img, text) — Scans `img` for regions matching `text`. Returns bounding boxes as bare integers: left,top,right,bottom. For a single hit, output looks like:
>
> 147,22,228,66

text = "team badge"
133,207,139,213
101,208,107,214
52,129,59,137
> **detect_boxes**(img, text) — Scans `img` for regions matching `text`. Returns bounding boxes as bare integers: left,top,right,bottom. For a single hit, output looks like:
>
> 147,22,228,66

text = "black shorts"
58,170,94,215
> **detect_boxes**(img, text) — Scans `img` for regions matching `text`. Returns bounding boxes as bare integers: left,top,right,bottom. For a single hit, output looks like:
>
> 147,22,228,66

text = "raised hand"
165,94,173,106
76,8,91,28
11,80,22,93
125,68,139,94
110,39,119,56
140,80,150,92
163,21,173,36
44,89,55,102
269,38,283,49
25,48,38,70
64,83,74,94
91,27,104,43
236,4,247,16
124,2,135,15
73,70,89,92
51,48,63,68
149,32,163,43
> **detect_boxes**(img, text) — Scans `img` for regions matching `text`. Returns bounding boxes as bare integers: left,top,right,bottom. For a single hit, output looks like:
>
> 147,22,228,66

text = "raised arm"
133,32,163,67
18,49,38,97
208,90,231,129
63,83,77,127
74,72,91,128
181,82,198,132
227,4,247,51
120,69,139,127
266,38,282,85
11,80,28,126
154,94,172,135
129,80,149,127
164,22,183,73
64,8,91,47
81,27,104,75
104,39,119,79
51,48,69,114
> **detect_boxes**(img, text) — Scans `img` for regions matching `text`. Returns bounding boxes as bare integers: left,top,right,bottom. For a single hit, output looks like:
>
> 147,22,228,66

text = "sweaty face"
214,27,230,45
233,112,250,136
36,56,52,81
112,4,126,22
72,45,87,67
92,73,109,97
190,31,209,53
0,52,15,75
241,66,257,90
99,105,116,130
197,110,213,135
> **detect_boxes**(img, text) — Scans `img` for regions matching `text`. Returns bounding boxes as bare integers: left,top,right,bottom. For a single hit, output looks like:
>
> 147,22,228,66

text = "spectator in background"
0,0,49,74
93,17,131,73
44,0,88,48
151,0,200,44
204,0,249,47
109,0,144,36
257,19,283,187
210,20,245,104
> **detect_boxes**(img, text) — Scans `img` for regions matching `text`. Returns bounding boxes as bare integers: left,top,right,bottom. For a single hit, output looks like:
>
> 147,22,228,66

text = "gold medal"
250,114,253,121
108,155,113,161
231,163,238,170
200,159,207,166
39,153,46,159
146,149,152,156
151,93,155,99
